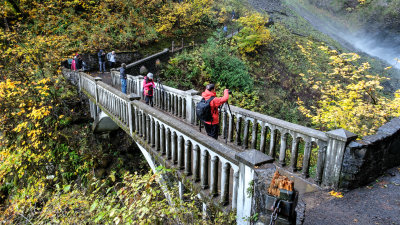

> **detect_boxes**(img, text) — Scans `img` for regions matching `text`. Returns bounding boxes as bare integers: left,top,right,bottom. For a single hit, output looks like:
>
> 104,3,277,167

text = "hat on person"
147,73,153,79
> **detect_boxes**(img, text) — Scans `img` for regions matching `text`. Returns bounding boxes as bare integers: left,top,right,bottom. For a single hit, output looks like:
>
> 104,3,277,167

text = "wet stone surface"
302,167,400,225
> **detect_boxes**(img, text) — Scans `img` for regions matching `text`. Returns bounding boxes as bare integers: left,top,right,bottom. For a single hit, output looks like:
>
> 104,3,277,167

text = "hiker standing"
120,63,127,94
98,49,106,73
108,51,116,69
71,55,77,71
143,73,155,107
200,84,229,139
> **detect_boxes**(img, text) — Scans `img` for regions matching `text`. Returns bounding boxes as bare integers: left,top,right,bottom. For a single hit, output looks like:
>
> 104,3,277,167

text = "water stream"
285,0,400,70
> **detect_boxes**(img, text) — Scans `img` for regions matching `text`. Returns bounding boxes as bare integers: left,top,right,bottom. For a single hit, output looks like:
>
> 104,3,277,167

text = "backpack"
196,96,215,122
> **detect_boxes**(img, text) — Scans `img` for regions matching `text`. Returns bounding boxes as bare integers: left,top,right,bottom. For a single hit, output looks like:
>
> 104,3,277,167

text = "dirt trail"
302,167,400,225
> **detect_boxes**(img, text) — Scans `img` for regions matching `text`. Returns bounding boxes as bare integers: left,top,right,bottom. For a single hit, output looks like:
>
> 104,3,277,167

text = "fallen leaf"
329,190,344,198
353,218,358,223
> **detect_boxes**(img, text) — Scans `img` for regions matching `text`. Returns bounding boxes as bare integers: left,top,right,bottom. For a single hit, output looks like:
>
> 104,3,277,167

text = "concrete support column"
279,132,288,166
210,156,219,197
220,163,231,205
323,129,357,188
235,149,274,225
201,150,209,189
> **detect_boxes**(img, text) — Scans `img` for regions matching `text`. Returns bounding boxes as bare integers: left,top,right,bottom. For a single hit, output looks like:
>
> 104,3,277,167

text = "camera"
228,90,232,94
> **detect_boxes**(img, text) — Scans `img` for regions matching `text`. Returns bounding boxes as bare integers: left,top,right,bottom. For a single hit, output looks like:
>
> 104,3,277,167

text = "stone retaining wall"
340,117,400,190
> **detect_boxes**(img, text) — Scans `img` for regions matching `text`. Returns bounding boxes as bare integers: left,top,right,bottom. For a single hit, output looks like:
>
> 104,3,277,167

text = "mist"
285,0,400,70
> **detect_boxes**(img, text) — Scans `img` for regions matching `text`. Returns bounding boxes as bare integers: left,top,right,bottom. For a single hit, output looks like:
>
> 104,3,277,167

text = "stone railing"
109,71,358,188
64,68,269,222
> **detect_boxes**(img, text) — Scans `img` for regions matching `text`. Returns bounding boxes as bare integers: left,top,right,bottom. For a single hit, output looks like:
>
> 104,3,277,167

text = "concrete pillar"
193,145,200,182
251,120,258,149
210,156,219,197
323,129,357,188
232,171,239,210
155,122,160,151
160,125,166,155
166,129,171,159
236,116,242,145
302,139,312,178
235,149,274,225
220,163,230,205
172,132,177,164
178,136,184,169
243,119,250,149
316,140,328,185
290,137,299,172
279,132,288,166
260,125,267,154
184,140,192,176
228,114,234,142
269,128,276,157
201,150,209,189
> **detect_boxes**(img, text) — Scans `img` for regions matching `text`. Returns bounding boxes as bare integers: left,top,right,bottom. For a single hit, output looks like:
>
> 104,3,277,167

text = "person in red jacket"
143,72,155,107
201,84,229,139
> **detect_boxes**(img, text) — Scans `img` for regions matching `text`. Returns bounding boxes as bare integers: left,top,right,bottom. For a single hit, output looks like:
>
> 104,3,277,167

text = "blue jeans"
121,79,127,94
99,61,106,72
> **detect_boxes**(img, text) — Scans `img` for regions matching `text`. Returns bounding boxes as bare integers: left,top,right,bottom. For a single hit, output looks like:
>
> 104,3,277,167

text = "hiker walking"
199,84,229,139
98,49,106,73
143,72,155,107
120,63,127,94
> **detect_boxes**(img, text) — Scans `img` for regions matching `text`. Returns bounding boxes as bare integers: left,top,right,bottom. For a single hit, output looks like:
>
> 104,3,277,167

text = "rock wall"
340,117,400,190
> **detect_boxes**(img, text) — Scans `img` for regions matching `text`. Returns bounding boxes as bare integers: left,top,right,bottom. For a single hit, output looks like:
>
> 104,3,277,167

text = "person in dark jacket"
201,84,229,139
98,49,106,73
75,54,82,70
120,63,127,94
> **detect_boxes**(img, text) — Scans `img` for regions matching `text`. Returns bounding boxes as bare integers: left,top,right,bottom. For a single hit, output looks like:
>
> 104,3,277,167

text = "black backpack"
196,96,215,122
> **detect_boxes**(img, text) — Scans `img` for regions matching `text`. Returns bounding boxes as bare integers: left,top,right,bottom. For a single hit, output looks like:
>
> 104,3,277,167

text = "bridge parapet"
109,70,356,188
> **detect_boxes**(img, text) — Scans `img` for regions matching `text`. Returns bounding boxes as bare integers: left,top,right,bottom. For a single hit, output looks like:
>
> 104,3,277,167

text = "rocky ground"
302,167,400,225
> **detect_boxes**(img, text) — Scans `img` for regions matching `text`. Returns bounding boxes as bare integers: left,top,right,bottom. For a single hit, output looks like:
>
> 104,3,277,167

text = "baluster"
232,171,239,209
161,125,166,155
269,129,276,157
135,109,139,134
260,125,267,153
172,132,177,164
138,111,142,137
193,145,200,182
290,137,299,172
166,129,171,159
150,118,155,146
155,122,160,151
178,136,184,169
302,140,312,178
222,110,227,139
210,156,219,197
178,97,182,117
251,121,258,150
279,133,288,166
243,119,250,148
174,95,178,116
164,92,168,111
235,116,242,146
228,114,234,142
142,112,146,139
146,115,150,143
201,150,209,189
316,142,327,185
184,140,192,176
220,163,230,205
167,93,171,112
182,99,186,119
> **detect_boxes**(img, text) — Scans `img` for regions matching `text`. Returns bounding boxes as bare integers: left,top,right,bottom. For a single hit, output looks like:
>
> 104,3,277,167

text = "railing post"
201,150,209,189
279,131,288,166
184,140,192,176
210,156,219,197
316,140,328,185
178,135,184,169
193,145,200,182
127,94,140,137
290,136,299,172
235,149,274,225
137,75,144,99
322,129,357,188
185,89,198,124
220,163,231,205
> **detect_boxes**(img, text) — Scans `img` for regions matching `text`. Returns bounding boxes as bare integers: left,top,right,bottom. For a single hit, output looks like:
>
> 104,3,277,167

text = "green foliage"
163,37,253,91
